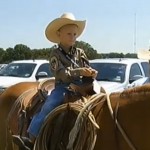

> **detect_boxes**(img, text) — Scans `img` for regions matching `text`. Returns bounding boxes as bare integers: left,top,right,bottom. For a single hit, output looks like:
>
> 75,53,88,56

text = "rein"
106,93,137,150
67,93,106,150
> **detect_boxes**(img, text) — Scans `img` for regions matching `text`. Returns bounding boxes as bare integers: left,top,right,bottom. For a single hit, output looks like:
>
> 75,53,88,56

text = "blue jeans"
27,84,69,137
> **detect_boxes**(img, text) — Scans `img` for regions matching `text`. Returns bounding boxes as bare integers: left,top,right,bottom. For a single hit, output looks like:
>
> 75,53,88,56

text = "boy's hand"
89,67,98,78
80,67,98,78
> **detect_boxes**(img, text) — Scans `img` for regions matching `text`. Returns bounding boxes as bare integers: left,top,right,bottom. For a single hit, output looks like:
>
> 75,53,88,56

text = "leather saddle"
8,78,95,137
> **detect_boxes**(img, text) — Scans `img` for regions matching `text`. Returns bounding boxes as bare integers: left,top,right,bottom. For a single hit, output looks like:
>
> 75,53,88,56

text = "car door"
129,63,143,84
35,63,53,80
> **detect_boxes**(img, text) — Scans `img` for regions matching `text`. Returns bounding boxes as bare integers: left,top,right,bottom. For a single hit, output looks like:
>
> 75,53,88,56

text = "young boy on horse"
13,12,97,150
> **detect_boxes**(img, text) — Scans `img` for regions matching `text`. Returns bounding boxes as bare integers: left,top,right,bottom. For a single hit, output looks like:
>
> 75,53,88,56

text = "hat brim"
137,50,150,60
45,18,86,43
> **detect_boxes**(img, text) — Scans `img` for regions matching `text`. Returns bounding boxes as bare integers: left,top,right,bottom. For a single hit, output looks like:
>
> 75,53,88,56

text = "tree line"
0,41,137,64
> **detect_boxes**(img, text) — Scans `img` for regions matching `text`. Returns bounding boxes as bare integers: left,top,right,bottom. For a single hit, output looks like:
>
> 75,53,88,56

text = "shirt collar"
58,44,76,55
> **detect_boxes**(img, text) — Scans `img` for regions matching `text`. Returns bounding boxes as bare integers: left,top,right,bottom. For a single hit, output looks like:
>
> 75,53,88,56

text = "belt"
55,80,70,87
55,80,63,84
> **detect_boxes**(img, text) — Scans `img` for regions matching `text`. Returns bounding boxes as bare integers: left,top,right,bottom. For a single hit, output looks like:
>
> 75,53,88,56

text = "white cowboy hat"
137,50,150,60
45,12,86,43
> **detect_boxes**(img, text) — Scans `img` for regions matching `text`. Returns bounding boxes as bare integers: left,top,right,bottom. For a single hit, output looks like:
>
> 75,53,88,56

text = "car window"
0,63,36,78
141,62,149,77
90,63,126,83
0,64,7,71
36,63,53,77
129,63,142,82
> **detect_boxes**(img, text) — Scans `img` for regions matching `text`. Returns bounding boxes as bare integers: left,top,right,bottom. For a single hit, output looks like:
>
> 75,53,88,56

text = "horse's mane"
110,83,150,99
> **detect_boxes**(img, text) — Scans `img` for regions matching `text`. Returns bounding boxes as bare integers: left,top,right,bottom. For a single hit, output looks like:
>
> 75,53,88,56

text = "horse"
0,81,39,150
93,84,150,150
0,80,150,150
33,83,150,150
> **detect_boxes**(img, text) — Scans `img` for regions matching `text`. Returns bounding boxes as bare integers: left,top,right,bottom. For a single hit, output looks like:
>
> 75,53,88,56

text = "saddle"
8,78,55,136
8,78,95,137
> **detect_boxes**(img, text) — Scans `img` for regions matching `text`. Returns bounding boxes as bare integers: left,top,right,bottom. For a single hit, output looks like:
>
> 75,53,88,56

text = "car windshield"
90,62,126,83
0,63,36,78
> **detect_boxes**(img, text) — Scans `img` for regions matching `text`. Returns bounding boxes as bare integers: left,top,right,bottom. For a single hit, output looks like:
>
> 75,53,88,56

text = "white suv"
90,58,149,93
0,60,53,92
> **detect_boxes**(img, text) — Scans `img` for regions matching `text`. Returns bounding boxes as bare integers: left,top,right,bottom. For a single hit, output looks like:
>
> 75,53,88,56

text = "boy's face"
57,24,78,47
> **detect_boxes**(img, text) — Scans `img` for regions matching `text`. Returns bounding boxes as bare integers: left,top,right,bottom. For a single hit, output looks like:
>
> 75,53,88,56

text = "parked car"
90,58,149,93
0,60,53,93
0,64,7,71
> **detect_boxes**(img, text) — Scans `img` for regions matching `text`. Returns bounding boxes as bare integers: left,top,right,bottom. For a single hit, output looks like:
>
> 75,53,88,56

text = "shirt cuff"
69,68,81,77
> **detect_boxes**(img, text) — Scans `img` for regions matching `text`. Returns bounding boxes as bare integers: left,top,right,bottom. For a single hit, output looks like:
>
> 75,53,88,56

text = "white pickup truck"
90,58,149,93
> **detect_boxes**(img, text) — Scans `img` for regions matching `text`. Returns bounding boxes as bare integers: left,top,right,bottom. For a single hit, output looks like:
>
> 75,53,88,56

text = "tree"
0,48,5,63
14,44,31,60
3,47,15,63
75,41,99,59
32,48,52,60
125,53,137,58
0,42,139,63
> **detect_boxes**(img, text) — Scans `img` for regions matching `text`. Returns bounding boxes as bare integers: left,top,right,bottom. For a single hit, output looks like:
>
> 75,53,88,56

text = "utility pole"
149,40,150,51
134,13,136,53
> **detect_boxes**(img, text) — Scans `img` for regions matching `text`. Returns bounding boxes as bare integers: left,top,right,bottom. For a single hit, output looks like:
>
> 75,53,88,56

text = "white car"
0,60,53,93
90,58,149,93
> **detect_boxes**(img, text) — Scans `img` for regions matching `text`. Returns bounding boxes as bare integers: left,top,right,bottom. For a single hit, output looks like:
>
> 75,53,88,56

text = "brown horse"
34,83,150,150
1,81,150,150
94,84,150,150
0,81,39,150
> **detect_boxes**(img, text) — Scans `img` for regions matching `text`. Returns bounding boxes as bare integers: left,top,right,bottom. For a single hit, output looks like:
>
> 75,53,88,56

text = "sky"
0,0,150,54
